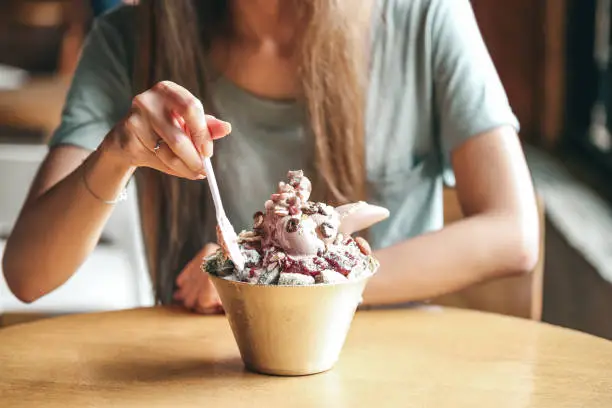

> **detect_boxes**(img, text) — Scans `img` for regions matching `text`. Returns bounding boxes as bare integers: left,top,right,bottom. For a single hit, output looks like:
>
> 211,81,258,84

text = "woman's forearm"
362,213,539,307
2,140,135,302
3,81,231,304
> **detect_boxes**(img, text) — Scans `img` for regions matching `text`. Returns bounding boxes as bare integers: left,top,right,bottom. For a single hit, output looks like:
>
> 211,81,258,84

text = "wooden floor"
542,218,612,340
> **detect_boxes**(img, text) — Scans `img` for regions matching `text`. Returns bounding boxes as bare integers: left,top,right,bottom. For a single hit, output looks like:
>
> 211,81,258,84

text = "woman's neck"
230,0,301,45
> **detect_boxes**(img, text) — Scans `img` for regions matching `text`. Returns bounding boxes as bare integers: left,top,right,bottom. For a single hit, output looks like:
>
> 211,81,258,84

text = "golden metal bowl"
209,271,376,376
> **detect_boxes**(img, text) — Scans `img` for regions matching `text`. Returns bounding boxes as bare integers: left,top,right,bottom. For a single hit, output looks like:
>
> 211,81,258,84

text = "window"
566,0,612,174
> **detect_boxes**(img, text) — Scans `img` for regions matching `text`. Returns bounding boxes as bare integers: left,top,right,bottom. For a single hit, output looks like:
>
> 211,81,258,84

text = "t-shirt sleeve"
430,0,520,156
48,16,132,151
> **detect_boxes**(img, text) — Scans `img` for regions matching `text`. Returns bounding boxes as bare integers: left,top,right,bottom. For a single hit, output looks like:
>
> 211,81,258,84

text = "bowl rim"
207,268,378,289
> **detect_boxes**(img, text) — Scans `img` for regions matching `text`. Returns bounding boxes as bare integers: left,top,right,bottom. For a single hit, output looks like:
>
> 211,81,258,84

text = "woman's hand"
174,243,224,314
104,80,231,179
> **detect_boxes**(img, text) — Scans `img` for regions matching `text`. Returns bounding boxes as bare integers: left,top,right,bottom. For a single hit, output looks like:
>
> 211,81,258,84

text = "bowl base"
244,362,336,377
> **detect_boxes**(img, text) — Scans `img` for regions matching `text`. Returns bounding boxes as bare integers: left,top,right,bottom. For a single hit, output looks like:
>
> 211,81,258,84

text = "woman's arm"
2,82,230,303
362,126,539,306
2,142,134,303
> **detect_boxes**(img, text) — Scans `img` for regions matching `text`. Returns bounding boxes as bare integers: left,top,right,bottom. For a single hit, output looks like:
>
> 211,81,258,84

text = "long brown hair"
132,0,370,304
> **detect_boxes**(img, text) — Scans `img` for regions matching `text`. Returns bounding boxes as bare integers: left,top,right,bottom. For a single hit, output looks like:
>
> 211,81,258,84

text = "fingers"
154,142,206,180
172,113,230,141
177,285,200,309
124,108,204,180
176,258,197,287
175,251,223,314
154,81,214,158
174,277,221,312
177,284,223,314
201,243,222,257
205,115,232,140
176,244,219,287
133,91,205,175
126,81,231,180
173,284,195,305
194,304,224,315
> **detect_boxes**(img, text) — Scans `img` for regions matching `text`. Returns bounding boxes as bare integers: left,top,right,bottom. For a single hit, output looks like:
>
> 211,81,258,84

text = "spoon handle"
202,157,245,271
203,157,225,221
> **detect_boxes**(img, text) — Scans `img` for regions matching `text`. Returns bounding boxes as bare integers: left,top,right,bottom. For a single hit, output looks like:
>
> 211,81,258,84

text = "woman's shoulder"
379,0,474,31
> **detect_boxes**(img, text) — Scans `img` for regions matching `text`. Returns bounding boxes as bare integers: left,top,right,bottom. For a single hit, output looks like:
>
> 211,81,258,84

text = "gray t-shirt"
50,0,518,250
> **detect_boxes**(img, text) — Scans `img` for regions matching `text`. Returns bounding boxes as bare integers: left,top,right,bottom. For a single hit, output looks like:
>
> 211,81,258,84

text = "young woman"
3,0,539,314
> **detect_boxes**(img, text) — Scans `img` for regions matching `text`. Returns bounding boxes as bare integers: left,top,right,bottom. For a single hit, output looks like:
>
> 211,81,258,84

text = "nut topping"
253,211,264,229
354,236,372,255
319,222,335,239
285,218,300,233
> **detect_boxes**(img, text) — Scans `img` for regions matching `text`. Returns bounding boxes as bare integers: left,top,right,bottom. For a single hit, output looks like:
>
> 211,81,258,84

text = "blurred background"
0,0,611,339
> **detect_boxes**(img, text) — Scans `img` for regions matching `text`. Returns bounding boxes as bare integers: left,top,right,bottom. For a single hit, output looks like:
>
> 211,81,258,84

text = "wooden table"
1,307,611,407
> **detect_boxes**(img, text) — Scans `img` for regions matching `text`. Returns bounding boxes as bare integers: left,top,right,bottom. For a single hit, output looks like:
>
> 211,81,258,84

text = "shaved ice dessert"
202,170,389,376
203,170,388,285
